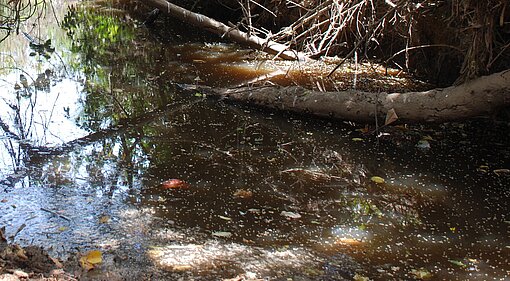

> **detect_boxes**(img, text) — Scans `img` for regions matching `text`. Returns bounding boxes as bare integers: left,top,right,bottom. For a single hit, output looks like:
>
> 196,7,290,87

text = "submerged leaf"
416,140,431,149
280,211,301,219
233,189,253,199
212,231,232,238
448,260,467,267
370,176,385,184
353,273,370,281
410,268,432,279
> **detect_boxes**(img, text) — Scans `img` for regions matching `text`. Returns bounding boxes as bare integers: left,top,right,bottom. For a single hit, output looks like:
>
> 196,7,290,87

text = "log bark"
142,0,309,61
182,70,510,123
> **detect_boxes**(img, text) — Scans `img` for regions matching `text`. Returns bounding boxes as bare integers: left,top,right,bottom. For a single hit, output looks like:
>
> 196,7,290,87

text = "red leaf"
161,179,190,189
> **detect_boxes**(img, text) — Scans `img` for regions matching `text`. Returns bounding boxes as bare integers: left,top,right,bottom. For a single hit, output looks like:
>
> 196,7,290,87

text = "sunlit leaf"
212,231,232,238
280,211,301,219
233,189,253,199
353,273,370,281
335,237,363,245
476,165,489,173
384,108,398,125
448,260,466,267
410,268,432,279
172,265,193,271
352,138,363,142
218,215,232,221
370,176,385,184
80,250,102,270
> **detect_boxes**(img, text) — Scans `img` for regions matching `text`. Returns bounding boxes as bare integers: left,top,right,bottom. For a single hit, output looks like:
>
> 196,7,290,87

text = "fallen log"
180,70,510,123
141,0,309,61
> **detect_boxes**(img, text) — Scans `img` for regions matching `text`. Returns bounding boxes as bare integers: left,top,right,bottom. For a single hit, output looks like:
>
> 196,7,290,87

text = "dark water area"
0,1,508,280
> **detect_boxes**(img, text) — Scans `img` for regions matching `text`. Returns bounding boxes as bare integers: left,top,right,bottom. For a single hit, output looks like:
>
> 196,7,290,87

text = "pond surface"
0,1,508,280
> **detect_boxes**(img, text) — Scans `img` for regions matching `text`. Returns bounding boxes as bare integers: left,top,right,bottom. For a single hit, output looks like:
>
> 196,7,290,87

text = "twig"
40,207,72,221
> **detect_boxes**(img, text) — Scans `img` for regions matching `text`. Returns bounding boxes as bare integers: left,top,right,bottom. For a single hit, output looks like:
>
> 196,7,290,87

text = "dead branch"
141,0,309,61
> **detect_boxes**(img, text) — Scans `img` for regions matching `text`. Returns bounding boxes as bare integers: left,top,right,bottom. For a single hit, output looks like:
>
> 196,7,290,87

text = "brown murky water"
0,1,508,280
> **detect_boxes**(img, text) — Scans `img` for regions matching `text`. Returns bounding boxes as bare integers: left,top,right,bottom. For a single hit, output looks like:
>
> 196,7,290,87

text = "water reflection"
0,1,508,280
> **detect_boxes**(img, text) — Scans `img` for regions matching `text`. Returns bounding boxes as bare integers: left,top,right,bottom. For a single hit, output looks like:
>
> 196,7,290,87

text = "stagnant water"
0,1,508,280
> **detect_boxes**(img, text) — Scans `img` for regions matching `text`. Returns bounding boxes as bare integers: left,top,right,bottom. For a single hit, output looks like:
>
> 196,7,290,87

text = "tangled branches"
228,0,509,84
0,0,49,43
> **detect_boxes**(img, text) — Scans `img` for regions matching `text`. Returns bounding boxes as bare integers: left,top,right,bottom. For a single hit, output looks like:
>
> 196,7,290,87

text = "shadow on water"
0,1,508,280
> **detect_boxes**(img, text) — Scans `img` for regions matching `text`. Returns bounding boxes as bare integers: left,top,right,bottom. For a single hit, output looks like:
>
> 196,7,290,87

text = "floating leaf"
384,108,398,125
353,273,370,281
493,169,510,176
410,268,432,279
172,265,193,271
370,176,385,184
161,179,190,189
280,211,301,219
212,231,232,238
233,189,253,199
416,140,431,149
448,260,467,267
80,250,102,270
422,135,434,141
335,237,363,245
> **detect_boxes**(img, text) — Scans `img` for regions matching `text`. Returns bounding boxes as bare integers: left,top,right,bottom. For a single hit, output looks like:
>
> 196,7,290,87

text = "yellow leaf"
80,250,102,270
352,138,364,142
370,176,385,184
85,250,102,264
57,226,68,232
353,273,370,281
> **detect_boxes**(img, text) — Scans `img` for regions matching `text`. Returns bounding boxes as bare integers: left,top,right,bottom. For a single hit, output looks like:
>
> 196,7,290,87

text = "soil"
0,227,75,280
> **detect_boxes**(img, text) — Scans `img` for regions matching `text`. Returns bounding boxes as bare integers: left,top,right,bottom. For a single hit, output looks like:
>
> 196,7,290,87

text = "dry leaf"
385,108,398,125
161,179,190,189
99,215,110,224
233,189,253,199
80,250,102,271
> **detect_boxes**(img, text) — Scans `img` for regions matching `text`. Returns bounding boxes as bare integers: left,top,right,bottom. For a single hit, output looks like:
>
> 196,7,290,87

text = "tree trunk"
142,0,309,61
181,70,510,123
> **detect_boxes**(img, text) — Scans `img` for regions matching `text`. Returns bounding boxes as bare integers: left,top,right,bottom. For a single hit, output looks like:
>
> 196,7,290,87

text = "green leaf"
448,260,467,267
370,176,385,184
